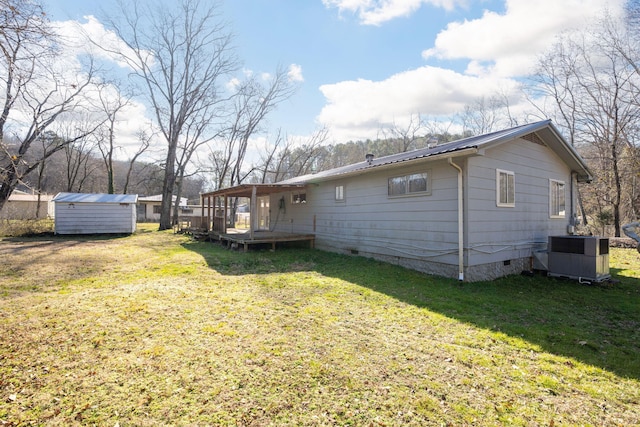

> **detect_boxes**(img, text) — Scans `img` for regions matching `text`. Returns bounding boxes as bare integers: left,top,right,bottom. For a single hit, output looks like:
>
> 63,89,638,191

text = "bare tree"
458,96,511,136
220,67,298,189
0,0,99,210
205,67,298,226
378,113,425,152
256,128,286,184
256,127,330,183
103,0,239,229
122,128,153,194
95,84,132,194
172,112,219,223
34,131,57,218
60,123,99,192
530,13,640,236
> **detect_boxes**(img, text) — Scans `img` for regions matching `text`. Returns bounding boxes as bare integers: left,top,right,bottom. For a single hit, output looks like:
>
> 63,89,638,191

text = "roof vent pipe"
365,153,374,165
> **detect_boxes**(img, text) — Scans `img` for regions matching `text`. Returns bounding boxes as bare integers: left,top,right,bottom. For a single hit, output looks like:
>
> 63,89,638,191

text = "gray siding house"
203,120,592,281
53,193,138,235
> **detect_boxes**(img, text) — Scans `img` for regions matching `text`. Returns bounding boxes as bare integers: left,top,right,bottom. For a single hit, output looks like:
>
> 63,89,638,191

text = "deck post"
205,195,211,231
250,186,257,241
200,195,204,230
223,196,228,234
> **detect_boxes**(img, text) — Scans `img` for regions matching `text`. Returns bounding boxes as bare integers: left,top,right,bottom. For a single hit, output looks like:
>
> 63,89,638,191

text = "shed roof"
52,192,138,203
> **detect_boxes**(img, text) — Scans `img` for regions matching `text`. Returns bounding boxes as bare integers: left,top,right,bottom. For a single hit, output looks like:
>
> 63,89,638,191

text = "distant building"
137,194,188,222
0,191,54,220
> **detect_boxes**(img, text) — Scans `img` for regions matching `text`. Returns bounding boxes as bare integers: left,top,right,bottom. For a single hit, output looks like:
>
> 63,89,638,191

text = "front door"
256,196,270,230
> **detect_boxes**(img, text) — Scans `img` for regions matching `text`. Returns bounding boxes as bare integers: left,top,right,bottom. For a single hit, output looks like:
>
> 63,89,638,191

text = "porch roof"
201,183,307,199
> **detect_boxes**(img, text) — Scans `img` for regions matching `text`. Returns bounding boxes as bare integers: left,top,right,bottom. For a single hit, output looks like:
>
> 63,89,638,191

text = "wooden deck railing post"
250,186,257,241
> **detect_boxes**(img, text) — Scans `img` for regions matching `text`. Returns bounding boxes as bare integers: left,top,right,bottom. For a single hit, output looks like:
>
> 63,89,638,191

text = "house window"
291,193,306,204
388,172,429,196
496,169,515,207
153,205,162,214
335,185,345,202
550,179,566,218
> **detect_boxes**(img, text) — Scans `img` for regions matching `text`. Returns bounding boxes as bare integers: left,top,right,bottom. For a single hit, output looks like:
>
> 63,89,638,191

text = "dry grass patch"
0,219,54,237
0,226,639,426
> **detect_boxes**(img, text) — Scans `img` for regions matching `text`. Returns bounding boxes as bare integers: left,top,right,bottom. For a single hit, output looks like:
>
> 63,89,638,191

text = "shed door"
257,196,270,231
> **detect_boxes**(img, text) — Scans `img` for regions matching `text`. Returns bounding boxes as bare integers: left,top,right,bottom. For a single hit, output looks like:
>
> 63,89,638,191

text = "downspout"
569,171,577,234
448,158,464,281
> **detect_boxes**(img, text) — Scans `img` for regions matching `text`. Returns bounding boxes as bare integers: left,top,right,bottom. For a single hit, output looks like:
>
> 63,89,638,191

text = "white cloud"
226,77,242,91
46,17,161,160
54,16,153,71
422,0,626,77
323,0,463,25
318,66,521,141
288,64,304,82
316,0,627,142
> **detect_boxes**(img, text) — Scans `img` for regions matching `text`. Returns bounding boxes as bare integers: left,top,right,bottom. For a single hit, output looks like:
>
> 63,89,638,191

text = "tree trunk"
159,142,177,230
0,169,19,212
35,158,46,219
172,176,183,225
612,142,623,237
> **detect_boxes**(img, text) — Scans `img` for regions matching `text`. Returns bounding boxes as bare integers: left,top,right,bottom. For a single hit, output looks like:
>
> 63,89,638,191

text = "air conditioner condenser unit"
547,236,610,283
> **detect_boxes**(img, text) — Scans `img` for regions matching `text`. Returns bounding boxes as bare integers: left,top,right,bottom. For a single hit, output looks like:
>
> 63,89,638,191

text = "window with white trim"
496,169,515,207
550,179,566,218
335,185,345,202
388,172,429,196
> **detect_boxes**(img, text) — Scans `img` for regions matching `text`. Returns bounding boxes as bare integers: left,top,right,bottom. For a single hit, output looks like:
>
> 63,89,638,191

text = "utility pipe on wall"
448,158,464,281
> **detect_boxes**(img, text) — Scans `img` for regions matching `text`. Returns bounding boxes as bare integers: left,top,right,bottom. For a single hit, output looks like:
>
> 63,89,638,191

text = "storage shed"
52,192,138,235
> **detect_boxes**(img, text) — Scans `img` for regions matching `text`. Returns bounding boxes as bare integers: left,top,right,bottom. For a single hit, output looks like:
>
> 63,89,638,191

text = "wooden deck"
212,229,315,252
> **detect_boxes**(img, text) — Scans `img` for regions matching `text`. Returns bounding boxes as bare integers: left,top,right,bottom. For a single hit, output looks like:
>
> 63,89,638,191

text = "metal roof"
138,194,188,205
201,120,592,200
52,192,138,204
279,120,592,185
201,184,308,199
9,194,54,202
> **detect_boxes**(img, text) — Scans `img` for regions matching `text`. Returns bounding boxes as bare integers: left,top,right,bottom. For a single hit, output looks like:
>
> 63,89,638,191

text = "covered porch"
199,183,314,251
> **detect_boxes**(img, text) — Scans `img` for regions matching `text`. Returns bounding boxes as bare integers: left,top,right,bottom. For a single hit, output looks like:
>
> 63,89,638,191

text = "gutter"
448,158,465,281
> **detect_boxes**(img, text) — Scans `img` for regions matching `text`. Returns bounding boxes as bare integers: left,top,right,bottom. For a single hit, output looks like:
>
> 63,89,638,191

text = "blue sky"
44,0,625,147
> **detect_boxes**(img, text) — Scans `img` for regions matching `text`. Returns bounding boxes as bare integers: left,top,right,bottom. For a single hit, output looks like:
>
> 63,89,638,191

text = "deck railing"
212,216,226,233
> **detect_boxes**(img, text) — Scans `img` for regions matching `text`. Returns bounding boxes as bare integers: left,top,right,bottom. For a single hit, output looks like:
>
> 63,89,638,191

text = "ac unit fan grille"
551,237,585,254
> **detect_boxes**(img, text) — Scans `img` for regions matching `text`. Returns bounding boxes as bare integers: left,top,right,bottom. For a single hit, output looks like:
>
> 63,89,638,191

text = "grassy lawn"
1,224,639,426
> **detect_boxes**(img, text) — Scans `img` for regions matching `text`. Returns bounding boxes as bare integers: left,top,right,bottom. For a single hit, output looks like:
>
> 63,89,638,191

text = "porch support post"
223,195,228,234
250,185,257,240
207,196,211,231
